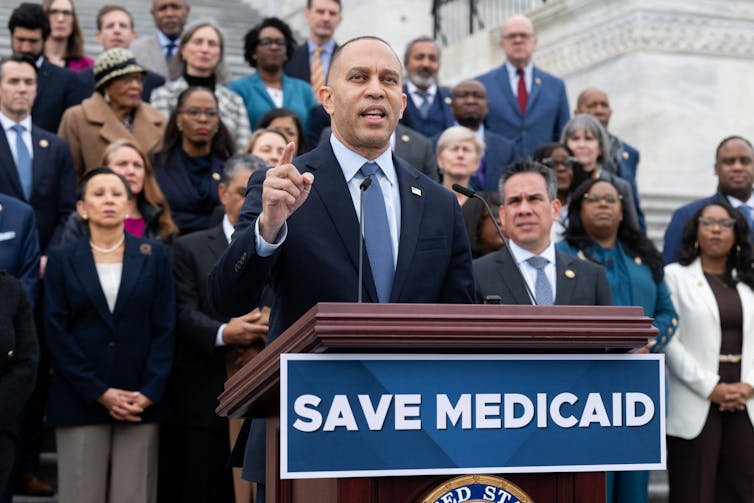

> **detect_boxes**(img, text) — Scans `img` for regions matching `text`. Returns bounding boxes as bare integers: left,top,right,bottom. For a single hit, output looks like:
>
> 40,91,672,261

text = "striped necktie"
310,47,325,96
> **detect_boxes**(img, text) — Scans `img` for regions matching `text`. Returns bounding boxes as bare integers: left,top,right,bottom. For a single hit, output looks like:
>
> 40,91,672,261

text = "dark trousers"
667,404,754,503
0,433,14,502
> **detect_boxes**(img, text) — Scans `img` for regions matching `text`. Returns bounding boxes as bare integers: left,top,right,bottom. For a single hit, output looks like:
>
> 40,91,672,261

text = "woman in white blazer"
663,201,754,502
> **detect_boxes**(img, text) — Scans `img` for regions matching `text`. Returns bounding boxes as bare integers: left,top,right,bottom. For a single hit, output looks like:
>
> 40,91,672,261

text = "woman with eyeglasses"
152,86,235,235
557,177,678,503
42,0,93,71
663,201,754,502
228,17,317,137
560,114,644,232
58,48,165,179
150,20,250,151
532,142,587,242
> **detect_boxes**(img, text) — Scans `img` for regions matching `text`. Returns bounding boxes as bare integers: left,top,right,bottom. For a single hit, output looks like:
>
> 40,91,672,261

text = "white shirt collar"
726,193,754,208
329,133,396,186
406,80,437,100
0,112,32,132
507,239,556,266
156,30,179,50
307,38,336,54
222,214,235,243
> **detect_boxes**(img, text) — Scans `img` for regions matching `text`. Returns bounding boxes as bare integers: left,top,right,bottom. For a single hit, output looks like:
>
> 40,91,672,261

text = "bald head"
500,15,537,69
451,79,488,129
575,87,612,129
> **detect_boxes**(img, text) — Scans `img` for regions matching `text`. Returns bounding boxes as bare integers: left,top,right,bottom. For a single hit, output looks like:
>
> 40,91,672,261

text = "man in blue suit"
476,15,570,159
399,36,455,138
432,79,516,191
663,135,754,263
284,0,341,90
0,54,76,255
209,36,474,502
575,87,646,230
8,3,85,134
0,194,40,303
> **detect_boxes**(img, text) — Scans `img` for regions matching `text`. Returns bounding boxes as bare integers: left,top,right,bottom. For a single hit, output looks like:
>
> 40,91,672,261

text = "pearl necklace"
90,234,125,254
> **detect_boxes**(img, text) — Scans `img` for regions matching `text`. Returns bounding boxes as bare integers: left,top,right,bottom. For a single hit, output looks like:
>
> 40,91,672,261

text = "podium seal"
420,474,534,503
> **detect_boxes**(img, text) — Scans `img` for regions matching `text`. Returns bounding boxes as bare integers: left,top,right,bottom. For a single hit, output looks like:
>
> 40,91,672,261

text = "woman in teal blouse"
228,18,317,136
556,177,678,503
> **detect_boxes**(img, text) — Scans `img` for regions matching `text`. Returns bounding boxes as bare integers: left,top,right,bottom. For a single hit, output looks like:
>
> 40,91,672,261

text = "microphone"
452,184,537,305
357,177,373,303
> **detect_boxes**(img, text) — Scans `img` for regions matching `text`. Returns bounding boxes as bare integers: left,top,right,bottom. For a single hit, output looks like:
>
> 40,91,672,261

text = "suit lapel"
689,259,720,324
496,247,532,304
526,67,544,116
71,239,115,329
0,129,24,199
391,159,423,301
207,223,229,259
30,127,51,201
500,66,523,120
305,144,379,302
252,75,275,109
113,235,147,316
554,251,577,305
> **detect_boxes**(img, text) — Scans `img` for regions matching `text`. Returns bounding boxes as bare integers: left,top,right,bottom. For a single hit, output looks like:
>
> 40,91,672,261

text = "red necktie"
517,68,528,115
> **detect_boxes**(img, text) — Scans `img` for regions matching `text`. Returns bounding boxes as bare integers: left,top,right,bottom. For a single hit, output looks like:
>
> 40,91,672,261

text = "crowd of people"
0,0,753,502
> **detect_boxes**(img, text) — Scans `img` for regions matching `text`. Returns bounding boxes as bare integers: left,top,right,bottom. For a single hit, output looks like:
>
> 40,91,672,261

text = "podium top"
217,303,657,418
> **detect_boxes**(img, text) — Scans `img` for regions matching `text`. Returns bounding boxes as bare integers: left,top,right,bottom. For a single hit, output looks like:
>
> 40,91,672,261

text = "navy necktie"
526,255,553,305
417,91,432,119
360,162,394,303
11,124,32,200
739,205,754,231
165,41,177,60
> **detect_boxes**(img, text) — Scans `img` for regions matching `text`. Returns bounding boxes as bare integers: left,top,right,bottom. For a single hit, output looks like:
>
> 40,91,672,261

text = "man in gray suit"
473,160,612,305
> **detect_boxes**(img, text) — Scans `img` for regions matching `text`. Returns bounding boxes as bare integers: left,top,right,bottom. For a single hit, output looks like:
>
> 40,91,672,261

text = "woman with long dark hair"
152,86,234,235
664,201,754,502
256,107,308,156
557,177,678,503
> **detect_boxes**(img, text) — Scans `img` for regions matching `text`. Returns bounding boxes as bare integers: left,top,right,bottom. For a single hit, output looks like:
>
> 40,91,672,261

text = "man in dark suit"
319,123,439,181
0,194,40,303
77,5,165,103
474,160,612,305
399,36,455,138
663,135,754,263
8,3,85,133
170,154,269,502
0,54,76,255
432,79,516,191
284,0,341,91
476,15,570,159
209,36,474,501
575,87,645,230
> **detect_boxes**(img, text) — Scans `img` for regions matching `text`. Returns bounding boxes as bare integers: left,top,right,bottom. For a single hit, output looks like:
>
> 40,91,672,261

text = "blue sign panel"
280,354,665,479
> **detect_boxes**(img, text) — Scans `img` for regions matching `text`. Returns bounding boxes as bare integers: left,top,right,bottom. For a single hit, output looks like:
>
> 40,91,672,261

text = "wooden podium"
217,303,657,503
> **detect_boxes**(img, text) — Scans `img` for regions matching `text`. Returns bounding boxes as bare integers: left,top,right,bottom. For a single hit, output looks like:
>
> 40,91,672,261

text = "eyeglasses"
541,156,576,169
698,217,736,229
49,8,73,17
502,32,533,41
583,193,622,204
258,38,287,47
179,107,220,119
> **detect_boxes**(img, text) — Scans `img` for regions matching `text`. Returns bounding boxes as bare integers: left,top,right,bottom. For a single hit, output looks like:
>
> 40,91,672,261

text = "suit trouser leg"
667,406,720,503
0,432,14,499
56,424,111,503
109,423,159,503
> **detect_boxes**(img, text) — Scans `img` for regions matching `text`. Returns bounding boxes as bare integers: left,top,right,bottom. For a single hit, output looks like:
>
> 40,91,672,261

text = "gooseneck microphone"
357,177,373,303
452,184,537,305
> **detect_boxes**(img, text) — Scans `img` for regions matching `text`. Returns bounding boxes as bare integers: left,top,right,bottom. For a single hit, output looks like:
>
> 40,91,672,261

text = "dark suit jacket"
32,59,86,133
0,194,40,302
618,140,646,230
0,272,39,435
77,67,165,103
400,85,456,138
0,125,76,252
319,124,439,181
171,223,269,430
284,41,339,83
476,64,570,159
152,152,225,235
44,235,175,426
661,192,749,264
473,246,613,305
209,141,474,340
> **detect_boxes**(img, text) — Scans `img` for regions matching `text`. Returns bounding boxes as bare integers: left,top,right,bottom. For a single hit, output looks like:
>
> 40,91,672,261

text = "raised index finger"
278,141,296,167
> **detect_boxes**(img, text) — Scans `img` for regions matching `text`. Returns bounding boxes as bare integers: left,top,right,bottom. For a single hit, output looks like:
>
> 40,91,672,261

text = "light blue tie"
417,92,432,119
526,255,554,305
739,205,754,232
11,124,32,200
360,162,394,303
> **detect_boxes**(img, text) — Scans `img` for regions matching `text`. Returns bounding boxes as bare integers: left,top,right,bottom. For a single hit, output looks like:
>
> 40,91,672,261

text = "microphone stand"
452,184,537,305
357,177,372,303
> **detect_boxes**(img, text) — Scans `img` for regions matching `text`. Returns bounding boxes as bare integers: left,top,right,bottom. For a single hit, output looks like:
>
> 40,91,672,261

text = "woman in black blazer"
44,167,175,503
